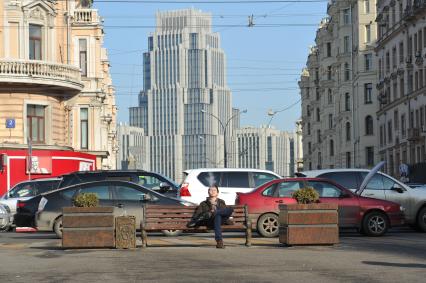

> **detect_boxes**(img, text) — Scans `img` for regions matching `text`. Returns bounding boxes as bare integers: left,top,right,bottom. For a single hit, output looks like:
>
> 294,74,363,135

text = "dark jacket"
192,198,227,228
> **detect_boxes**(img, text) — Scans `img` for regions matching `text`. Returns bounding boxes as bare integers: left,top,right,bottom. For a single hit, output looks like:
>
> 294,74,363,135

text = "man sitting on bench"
186,185,234,248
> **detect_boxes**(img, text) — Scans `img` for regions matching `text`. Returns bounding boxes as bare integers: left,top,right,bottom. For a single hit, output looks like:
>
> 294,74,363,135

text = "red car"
236,177,405,237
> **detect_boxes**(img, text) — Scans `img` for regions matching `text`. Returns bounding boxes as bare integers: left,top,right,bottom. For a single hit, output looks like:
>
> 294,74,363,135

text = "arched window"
330,139,334,156
346,122,351,141
365,115,374,135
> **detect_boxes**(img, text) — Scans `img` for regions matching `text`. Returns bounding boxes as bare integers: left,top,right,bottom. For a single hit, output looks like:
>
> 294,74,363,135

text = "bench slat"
146,218,246,224
145,213,247,218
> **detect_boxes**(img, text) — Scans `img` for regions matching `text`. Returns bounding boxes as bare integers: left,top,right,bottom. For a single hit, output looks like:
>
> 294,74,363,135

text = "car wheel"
54,216,63,239
162,230,182,236
257,213,279,238
416,207,426,232
362,211,388,237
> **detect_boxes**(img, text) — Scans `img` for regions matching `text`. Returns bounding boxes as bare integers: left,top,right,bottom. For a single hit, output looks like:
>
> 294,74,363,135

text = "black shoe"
186,220,197,228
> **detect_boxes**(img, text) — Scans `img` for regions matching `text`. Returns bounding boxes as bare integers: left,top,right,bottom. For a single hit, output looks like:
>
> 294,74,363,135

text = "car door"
307,180,360,227
77,183,115,207
273,181,301,210
220,172,250,205
381,174,414,220
112,182,158,225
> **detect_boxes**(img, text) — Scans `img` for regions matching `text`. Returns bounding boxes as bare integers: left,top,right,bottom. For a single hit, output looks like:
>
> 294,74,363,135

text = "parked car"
179,168,281,204
297,165,426,232
0,203,12,232
236,176,405,237
0,178,61,215
15,180,193,238
57,170,179,198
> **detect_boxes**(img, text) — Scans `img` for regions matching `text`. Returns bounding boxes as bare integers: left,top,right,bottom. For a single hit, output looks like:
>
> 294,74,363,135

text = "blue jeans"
214,207,234,241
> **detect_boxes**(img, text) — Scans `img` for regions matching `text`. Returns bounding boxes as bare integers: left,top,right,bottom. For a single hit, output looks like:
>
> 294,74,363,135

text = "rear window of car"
197,172,222,187
318,172,360,190
222,172,250,188
37,180,61,194
252,172,278,187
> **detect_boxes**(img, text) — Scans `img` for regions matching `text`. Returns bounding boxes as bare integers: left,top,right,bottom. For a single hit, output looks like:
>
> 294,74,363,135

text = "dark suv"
58,170,179,198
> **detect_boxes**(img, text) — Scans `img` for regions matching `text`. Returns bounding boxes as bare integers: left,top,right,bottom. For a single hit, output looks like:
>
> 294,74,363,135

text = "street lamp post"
201,109,247,168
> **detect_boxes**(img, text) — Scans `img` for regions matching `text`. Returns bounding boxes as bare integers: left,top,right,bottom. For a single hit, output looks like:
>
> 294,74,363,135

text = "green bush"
73,193,99,207
292,187,320,204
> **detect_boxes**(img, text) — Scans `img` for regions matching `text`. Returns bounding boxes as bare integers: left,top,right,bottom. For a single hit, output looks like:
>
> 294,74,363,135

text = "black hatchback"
15,180,192,238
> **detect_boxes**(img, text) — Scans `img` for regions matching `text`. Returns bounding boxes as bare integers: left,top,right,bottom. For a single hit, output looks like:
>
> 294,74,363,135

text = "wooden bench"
140,205,252,247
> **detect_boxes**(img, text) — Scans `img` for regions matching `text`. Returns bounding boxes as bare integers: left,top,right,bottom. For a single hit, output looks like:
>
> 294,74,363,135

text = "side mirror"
391,185,405,194
159,182,171,192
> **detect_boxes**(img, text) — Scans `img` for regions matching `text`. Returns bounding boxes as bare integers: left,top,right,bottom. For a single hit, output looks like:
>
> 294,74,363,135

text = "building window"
79,39,88,77
365,53,372,71
326,42,332,57
401,114,406,137
308,142,312,154
366,147,374,166
365,25,371,43
365,115,374,135
328,89,333,104
27,104,45,143
388,120,393,142
345,93,351,111
327,66,332,80
364,0,370,13
29,24,42,60
80,108,89,149
343,8,351,25
346,122,351,141
394,110,399,130
344,63,350,81
318,152,322,169
344,36,350,53
346,152,351,168
328,114,333,129
307,122,311,135
364,83,372,104
330,140,334,156
317,129,321,143
316,108,320,122
399,41,404,63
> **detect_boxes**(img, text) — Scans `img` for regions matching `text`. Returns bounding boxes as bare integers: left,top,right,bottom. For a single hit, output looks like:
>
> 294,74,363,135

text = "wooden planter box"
279,203,339,245
62,207,115,248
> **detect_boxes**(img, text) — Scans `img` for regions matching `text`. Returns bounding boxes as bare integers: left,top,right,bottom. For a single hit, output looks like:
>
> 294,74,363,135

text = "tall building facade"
299,0,378,170
116,123,148,170
0,0,116,191
130,9,234,181
376,0,426,179
235,126,300,177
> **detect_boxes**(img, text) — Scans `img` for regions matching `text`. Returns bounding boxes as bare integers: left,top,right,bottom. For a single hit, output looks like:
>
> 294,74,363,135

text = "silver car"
298,164,426,232
0,178,61,215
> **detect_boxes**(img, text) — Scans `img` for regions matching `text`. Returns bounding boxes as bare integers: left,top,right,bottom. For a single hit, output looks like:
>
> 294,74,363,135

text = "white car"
179,168,281,204
0,178,61,215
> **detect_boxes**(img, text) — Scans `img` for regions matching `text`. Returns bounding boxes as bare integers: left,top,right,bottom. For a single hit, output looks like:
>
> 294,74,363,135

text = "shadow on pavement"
362,261,426,269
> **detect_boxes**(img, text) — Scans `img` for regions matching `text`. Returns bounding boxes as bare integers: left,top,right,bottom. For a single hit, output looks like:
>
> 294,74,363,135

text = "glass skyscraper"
130,9,234,181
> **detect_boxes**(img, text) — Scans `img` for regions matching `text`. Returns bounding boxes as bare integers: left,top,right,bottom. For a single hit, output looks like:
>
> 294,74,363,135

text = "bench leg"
245,220,252,247
140,222,147,248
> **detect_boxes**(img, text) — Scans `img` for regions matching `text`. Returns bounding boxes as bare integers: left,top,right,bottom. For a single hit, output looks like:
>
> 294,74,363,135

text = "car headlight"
400,206,405,212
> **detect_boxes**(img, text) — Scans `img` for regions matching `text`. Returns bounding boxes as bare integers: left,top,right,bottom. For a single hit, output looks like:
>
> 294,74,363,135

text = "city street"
0,228,425,282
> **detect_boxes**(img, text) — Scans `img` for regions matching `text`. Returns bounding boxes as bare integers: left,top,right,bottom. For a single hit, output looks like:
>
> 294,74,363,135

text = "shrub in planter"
73,193,99,207
279,186,338,245
291,187,319,204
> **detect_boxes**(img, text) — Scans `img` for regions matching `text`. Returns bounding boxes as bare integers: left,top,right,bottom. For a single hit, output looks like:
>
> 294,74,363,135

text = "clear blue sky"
93,0,328,131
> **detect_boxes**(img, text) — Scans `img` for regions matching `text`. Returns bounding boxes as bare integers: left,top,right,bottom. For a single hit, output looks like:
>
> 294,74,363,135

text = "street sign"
5,119,15,129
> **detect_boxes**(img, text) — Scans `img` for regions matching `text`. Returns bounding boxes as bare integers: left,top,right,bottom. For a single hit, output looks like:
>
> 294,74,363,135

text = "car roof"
61,170,149,177
12,178,62,186
298,169,373,177
183,168,281,175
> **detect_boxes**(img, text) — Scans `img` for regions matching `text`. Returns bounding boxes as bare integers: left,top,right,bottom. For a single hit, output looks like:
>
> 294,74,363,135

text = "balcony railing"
73,9,100,24
407,128,421,141
0,59,83,93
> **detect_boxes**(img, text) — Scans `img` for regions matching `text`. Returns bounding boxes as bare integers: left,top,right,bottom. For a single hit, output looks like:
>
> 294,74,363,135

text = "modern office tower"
130,9,233,181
